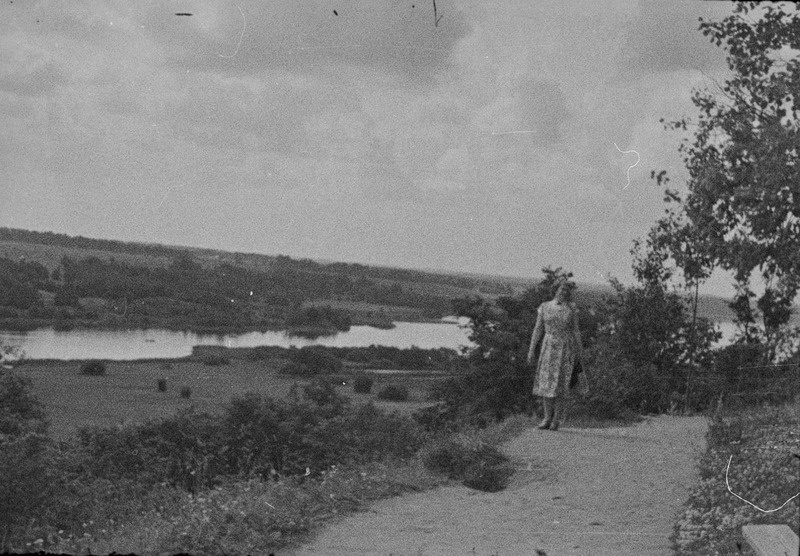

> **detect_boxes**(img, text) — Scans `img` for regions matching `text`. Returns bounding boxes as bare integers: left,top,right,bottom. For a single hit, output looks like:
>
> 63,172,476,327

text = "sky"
1,0,743,296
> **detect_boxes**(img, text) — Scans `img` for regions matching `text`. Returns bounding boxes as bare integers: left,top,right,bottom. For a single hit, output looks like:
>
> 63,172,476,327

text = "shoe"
549,421,560,431
537,420,551,430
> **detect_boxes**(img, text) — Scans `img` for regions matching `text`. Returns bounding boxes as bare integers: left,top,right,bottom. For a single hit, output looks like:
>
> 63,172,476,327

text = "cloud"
621,0,731,76
141,0,471,82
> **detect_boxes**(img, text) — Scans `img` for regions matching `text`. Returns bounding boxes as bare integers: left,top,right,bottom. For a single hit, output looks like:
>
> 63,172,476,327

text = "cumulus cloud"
621,0,730,76
141,0,471,81
0,0,741,290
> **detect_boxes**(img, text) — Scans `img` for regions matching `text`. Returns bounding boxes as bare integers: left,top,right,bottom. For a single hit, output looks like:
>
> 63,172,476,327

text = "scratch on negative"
614,142,640,189
218,4,246,58
725,455,800,513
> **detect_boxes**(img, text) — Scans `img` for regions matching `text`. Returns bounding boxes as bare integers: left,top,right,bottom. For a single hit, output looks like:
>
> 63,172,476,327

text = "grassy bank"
673,399,800,555
1,364,525,555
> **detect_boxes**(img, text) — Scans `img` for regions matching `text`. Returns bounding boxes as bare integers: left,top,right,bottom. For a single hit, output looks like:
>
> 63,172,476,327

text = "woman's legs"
550,396,565,430
538,397,554,429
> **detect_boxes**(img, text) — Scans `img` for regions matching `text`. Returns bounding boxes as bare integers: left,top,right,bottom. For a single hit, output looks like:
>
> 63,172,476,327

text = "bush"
157,379,167,392
278,361,315,377
309,403,425,465
714,343,765,392
180,386,192,399
352,374,374,394
367,358,396,369
376,384,409,402
289,347,343,375
422,437,513,492
79,360,107,376
302,379,350,411
203,355,230,366
0,371,48,436
0,432,53,549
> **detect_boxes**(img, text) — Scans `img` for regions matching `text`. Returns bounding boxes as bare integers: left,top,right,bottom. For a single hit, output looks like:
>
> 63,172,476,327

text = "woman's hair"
553,279,577,299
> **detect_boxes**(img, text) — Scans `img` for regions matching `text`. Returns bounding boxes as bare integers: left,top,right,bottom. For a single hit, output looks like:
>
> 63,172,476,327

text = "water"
0,319,474,361
0,319,738,362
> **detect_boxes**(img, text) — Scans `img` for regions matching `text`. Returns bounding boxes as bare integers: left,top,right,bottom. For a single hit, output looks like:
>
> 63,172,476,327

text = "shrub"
352,374,374,394
288,347,343,375
309,403,425,465
157,379,167,392
79,360,107,376
367,358,396,369
714,343,765,392
376,384,409,402
576,343,667,417
0,432,53,549
302,379,350,411
0,371,48,437
180,386,192,399
203,355,230,366
422,437,513,492
278,361,315,377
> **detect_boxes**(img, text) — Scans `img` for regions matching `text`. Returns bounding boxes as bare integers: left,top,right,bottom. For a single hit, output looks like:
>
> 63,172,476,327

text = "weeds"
377,384,409,402
673,400,800,555
79,360,107,376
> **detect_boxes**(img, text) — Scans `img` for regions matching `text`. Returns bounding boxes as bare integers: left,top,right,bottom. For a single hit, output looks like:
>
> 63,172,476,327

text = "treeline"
0,227,179,259
1,227,513,306
0,249,455,332
237,344,462,373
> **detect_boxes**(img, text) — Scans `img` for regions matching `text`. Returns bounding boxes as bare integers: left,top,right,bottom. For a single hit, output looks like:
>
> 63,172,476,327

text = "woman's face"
555,283,570,303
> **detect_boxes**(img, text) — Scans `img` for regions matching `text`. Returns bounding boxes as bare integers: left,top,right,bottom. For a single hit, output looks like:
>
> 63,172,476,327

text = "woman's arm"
526,305,545,365
572,303,582,358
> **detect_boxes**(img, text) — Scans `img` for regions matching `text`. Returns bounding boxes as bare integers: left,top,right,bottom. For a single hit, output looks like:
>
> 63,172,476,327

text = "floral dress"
526,300,582,398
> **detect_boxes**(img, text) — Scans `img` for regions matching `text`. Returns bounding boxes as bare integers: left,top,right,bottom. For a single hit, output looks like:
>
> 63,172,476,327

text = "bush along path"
287,415,708,556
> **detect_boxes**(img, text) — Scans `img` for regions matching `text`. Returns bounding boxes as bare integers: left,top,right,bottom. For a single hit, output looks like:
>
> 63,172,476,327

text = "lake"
0,320,475,361
0,319,738,362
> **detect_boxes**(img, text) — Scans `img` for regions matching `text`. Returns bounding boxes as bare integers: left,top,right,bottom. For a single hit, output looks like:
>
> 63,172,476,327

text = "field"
14,356,447,441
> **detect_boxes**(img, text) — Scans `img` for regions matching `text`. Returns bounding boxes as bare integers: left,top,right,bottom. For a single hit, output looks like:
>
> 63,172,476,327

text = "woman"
526,281,584,430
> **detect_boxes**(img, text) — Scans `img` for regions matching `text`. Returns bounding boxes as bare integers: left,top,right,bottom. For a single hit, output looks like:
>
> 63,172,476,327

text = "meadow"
14,354,446,441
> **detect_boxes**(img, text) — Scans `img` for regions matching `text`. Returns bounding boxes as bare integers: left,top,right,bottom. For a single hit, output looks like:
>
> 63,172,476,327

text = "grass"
13,358,449,440
44,460,446,556
672,399,800,555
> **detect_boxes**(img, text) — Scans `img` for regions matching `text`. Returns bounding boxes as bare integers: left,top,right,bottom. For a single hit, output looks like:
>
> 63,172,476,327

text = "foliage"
0,371,48,437
79,360,107,376
376,384,409,402
601,274,721,412
280,346,344,377
421,434,513,493
0,432,53,550
431,267,601,423
657,2,800,348
352,374,374,394
286,305,352,332
673,401,799,555
202,354,230,366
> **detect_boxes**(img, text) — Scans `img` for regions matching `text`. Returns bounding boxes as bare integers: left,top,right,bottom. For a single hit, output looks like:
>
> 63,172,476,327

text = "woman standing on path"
526,280,584,430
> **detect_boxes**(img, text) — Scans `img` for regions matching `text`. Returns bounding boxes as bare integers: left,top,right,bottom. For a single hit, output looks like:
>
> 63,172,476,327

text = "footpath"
286,415,708,556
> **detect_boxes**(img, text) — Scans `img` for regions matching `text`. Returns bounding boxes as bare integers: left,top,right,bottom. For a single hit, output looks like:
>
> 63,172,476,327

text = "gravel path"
286,415,708,556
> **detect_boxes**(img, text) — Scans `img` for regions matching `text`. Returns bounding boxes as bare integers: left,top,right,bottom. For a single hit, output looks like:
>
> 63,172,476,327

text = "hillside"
0,227,752,335
0,228,519,334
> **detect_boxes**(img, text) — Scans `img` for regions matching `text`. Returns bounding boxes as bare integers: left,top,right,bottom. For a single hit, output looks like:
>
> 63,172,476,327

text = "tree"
657,2,799,355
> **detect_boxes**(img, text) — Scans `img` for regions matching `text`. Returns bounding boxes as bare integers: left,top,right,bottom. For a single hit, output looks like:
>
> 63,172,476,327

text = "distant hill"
0,227,768,335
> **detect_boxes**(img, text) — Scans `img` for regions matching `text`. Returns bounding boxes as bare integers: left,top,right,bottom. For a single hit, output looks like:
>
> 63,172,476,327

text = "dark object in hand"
569,360,582,389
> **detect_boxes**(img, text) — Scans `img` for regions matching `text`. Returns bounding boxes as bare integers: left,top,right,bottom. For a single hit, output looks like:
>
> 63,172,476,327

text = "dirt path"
285,415,708,556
